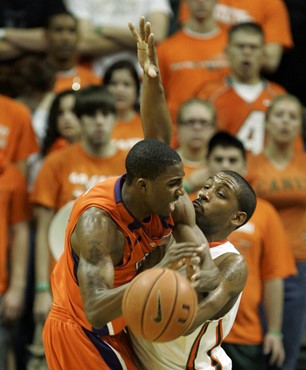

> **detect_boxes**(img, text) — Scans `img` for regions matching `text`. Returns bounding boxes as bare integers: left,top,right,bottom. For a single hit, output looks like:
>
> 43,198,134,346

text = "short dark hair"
207,131,246,160
221,170,256,226
177,98,216,125
46,11,76,29
103,59,140,101
125,139,182,184
228,22,264,43
75,85,116,118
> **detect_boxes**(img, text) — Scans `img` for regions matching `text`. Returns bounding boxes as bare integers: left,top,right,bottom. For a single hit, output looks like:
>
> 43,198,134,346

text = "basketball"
122,268,198,342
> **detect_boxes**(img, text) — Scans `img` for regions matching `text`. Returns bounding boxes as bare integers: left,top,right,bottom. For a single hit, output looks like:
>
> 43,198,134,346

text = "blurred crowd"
0,0,305,369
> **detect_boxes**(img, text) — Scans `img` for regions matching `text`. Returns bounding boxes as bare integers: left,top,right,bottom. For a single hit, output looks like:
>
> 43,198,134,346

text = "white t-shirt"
64,0,172,75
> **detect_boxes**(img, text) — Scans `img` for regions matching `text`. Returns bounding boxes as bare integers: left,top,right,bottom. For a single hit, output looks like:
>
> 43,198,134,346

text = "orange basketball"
122,268,198,342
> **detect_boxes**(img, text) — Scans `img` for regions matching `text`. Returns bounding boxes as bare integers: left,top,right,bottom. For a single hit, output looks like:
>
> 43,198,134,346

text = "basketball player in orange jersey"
128,17,257,369
42,18,224,369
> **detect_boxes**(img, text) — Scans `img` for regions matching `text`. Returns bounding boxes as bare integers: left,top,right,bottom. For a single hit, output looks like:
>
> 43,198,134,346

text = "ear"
231,211,247,228
136,178,147,193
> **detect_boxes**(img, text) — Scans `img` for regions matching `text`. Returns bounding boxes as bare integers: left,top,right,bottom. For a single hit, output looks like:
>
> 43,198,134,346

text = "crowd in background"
0,0,305,369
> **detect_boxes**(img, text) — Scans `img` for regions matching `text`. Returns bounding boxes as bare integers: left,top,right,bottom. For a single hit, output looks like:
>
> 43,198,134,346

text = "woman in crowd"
104,60,143,150
247,94,306,370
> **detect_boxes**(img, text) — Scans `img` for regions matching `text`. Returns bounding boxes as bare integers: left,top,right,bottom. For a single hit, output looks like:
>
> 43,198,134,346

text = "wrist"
267,329,283,339
35,282,50,292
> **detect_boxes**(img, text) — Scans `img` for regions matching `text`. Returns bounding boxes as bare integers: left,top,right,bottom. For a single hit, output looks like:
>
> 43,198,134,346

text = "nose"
177,185,185,197
199,189,210,201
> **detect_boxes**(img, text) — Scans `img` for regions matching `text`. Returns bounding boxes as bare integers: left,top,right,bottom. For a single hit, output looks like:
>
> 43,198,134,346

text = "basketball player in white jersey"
128,18,256,369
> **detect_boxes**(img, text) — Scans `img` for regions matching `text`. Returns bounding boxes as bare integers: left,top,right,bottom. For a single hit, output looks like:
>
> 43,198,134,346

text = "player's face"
207,146,246,176
57,94,81,142
193,172,240,234
227,31,264,82
107,69,138,113
146,163,185,217
80,110,116,146
178,104,216,151
266,99,302,145
47,15,78,60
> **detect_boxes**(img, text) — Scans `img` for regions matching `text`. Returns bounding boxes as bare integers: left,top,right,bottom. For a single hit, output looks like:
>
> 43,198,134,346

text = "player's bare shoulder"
215,252,248,296
71,206,125,266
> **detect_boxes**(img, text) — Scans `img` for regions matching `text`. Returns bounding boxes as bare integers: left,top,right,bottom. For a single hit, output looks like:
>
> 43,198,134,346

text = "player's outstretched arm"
129,17,172,145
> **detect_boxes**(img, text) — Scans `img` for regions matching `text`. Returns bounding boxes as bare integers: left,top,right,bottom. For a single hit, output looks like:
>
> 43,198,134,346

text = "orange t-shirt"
53,65,101,93
51,175,174,335
157,28,229,146
196,77,288,154
224,198,296,344
247,153,306,261
0,95,39,163
31,143,127,210
111,113,144,151
179,0,293,47
0,162,31,293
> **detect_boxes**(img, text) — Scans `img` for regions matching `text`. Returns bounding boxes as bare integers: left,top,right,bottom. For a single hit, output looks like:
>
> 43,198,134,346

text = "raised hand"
128,17,158,78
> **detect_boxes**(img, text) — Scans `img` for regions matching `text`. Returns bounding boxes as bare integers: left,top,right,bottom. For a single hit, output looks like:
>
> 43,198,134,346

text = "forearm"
0,40,22,60
83,283,128,328
34,207,55,286
5,28,46,52
9,222,30,290
263,278,284,333
78,32,126,56
141,72,172,144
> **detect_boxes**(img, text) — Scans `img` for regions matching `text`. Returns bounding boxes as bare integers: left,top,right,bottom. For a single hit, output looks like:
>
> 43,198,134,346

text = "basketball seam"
141,268,166,338
153,270,179,341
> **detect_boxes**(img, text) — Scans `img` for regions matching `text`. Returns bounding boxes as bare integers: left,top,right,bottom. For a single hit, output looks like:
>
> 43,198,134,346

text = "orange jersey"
157,28,229,145
179,0,293,47
196,77,288,154
247,153,306,261
0,162,31,293
50,175,174,335
111,112,144,151
0,95,39,163
53,65,101,93
31,143,127,210
225,198,296,344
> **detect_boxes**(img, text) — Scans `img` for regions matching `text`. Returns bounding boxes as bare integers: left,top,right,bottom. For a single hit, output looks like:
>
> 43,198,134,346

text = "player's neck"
121,183,151,221
230,74,261,85
185,17,218,34
264,141,294,169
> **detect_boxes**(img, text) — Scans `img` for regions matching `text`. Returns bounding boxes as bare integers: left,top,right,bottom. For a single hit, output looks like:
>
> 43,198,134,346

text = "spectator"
104,60,144,151
45,12,101,93
31,85,128,327
157,0,229,146
247,94,306,370
0,94,39,176
179,0,293,72
0,0,67,61
0,151,31,369
42,89,80,156
202,131,296,370
63,0,173,76
176,98,216,199
196,22,292,155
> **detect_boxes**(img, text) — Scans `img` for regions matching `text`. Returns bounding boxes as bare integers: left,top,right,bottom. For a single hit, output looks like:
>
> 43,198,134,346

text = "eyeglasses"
179,119,215,128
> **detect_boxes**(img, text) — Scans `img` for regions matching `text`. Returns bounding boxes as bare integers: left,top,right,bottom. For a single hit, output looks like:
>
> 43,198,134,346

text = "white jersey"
130,241,241,369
